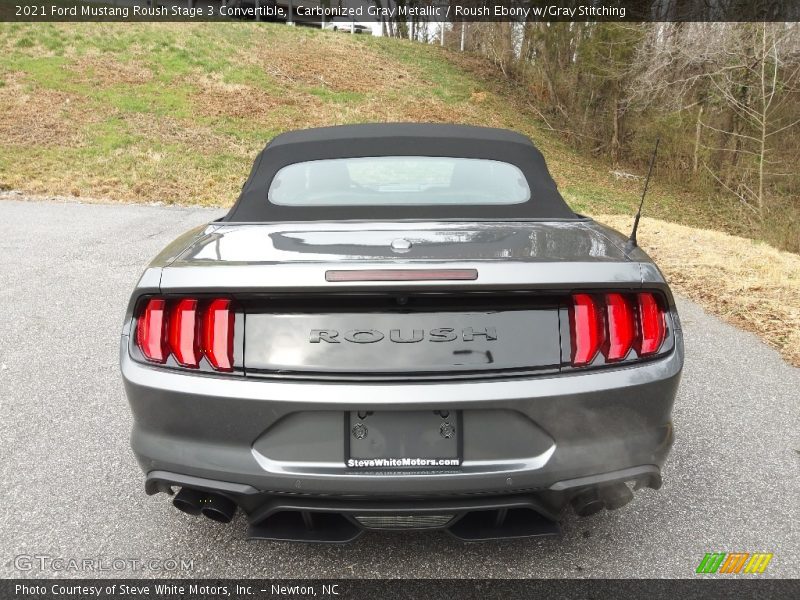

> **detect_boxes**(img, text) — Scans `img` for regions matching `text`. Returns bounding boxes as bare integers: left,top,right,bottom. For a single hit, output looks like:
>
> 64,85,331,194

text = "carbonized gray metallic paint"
121,219,682,506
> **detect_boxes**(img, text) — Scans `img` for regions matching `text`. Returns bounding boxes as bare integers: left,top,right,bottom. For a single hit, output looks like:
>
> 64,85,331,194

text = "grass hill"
0,22,734,227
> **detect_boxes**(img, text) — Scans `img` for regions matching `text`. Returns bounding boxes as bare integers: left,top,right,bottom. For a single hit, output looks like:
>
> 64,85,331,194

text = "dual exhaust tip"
570,483,634,517
173,487,237,524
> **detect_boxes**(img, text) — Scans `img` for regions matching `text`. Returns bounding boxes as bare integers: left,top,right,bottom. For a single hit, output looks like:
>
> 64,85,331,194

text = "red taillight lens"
136,296,234,371
569,291,668,366
202,298,233,372
636,292,666,355
136,298,168,363
605,293,636,362
569,293,604,366
168,298,200,368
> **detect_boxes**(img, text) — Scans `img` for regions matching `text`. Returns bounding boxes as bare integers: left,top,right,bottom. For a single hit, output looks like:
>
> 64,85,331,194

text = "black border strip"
3,1,799,23
3,579,798,599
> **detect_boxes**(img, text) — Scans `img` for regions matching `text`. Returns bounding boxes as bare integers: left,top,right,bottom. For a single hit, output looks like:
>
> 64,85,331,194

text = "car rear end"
121,219,682,542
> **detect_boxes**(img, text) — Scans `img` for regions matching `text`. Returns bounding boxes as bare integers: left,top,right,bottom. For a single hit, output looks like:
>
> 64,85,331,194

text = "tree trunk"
693,104,704,173
611,87,621,164
756,23,769,218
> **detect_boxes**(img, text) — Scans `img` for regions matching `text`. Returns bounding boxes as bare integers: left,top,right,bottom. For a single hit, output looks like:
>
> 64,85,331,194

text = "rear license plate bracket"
345,410,462,469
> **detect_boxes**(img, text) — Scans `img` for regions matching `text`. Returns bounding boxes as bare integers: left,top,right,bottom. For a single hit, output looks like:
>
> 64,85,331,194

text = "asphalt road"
1,198,798,579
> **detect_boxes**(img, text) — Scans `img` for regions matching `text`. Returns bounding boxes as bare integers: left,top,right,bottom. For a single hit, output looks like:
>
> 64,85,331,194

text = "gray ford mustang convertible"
121,123,683,542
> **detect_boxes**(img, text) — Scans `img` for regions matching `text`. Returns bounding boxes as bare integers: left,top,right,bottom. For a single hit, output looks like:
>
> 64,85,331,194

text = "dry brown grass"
72,54,154,86
597,215,800,367
0,72,91,147
191,81,288,120
239,29,414,94
122,112,252,155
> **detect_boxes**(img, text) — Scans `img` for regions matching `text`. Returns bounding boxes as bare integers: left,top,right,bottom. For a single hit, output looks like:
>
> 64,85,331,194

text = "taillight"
201,298,234,372
570,292,667,366
136,298,168,363
636,292,666,356
135,297,233,371
168,298,199,368
569,293,604,366
604,293,636,362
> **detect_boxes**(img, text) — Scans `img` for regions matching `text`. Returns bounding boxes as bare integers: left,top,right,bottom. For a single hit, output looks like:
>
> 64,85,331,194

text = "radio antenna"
625,137,660,253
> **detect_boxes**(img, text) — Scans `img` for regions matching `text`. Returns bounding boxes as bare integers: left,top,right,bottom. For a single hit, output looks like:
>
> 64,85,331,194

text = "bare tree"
629,23,800,216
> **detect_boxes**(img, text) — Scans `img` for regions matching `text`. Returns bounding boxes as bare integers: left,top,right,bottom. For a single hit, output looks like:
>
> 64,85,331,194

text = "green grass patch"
91,81,194,117
3,55,74,90
222,66,277,91
84,118,141,153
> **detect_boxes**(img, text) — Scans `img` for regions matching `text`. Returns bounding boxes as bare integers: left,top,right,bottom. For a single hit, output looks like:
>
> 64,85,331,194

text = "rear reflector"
168,298,199,368
570,291,668,367
569,293,604,366
202,298,234,372
636,292,666,355
604,293,636,362
136,298,168,364
326,269,478,282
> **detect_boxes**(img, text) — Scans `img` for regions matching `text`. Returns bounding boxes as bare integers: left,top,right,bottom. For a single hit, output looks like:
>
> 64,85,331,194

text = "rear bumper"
145,465,663,541
122,333,682,504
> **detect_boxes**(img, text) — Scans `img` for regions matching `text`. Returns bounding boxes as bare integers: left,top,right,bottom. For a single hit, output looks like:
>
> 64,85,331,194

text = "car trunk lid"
159,220,643,293
157,220,643,377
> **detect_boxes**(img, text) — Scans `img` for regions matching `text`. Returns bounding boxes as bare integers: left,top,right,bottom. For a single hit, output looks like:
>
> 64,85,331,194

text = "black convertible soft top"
223,123,577,222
